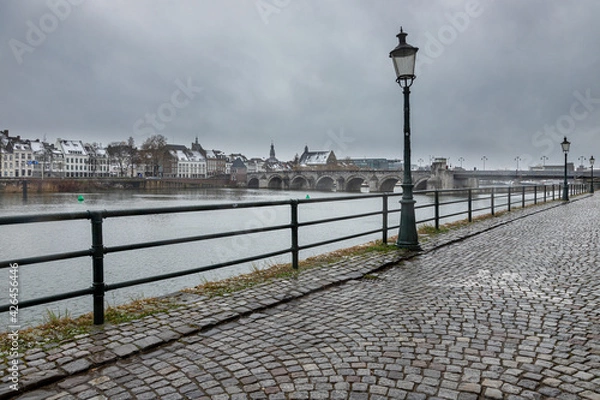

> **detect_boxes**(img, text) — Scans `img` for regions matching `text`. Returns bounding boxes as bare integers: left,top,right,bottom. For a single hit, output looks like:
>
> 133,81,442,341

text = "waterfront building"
85,143,110,178
0,132,35,178
298,146,337,167
56,139,89,178
173,147,207,179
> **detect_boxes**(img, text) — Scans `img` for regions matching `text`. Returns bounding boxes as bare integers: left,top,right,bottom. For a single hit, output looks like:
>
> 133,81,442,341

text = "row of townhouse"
1,129,342,181
0,131,113,178
0,131,271,179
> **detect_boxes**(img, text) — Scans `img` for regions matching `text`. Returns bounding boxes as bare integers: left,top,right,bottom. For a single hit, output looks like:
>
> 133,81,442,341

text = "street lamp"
578,156,587,169
515,156,522,171
481,155,488,170
390,27,421,251
541,155,548,167
458,157,465,168
561,136,570,201
590,155,595,193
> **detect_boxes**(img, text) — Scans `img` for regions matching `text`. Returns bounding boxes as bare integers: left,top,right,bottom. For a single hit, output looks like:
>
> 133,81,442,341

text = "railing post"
508,186,511,212
534,186,537,204
89,211,106,325
543,185,547,203
553,184,556,201
522,186,526,208
491,187,495,216
22,180,28,201
290,200,299,270
382,194,388,244
468,189,473,222
434,190,440,230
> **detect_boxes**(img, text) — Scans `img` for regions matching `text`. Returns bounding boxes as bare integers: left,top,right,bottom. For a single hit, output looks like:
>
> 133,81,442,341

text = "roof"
299,147,336,166
58,140,87,155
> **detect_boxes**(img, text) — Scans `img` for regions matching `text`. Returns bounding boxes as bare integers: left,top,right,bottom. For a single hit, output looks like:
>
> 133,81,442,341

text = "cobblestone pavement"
7,195,600,399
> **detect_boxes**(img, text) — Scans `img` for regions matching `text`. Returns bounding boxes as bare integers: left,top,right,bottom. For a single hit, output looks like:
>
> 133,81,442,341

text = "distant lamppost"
390,27,421,251
590,155,595,194
561,136,570,201
481,155,488,170
418,158,424,168
515,156,522,171
541,155,548,167
458,157,465,168
578,156,587,169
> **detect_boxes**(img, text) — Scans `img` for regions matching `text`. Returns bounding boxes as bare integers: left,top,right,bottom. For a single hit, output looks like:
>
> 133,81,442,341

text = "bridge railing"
0,183,587,326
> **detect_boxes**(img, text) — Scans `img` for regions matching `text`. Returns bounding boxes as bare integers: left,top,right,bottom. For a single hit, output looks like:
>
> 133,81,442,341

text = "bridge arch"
379,175,401,192
290,176,310,190
345,174,368,192
414,177,429,191
315,176,335,191
247,177,260,188
268,175,285,189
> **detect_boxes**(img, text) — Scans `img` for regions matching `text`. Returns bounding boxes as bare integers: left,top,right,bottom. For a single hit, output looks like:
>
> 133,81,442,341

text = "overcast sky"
2,0,600,170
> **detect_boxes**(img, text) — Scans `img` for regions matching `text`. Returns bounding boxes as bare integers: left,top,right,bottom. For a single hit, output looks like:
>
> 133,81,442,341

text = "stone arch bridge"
246,170,433,192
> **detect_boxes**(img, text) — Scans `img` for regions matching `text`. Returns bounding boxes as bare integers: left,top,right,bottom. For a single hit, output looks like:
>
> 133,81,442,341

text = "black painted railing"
0,183,588,325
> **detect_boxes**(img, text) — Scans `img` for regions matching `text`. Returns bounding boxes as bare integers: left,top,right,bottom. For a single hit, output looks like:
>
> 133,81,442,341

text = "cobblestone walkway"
7,195,600,399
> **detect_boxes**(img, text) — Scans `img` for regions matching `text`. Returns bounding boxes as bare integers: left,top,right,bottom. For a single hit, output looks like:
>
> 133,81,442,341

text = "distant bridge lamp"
590,155,595,194
390,27,421,251
481,156,488,171
561,136,570,201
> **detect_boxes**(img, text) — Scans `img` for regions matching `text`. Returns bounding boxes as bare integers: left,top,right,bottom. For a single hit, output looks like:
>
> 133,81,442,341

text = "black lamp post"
590,155,595,193
561,136,570,201
390,27,421,251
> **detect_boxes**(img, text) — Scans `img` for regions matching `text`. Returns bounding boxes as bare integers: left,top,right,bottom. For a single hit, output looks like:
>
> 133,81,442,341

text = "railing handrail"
0,183,588,325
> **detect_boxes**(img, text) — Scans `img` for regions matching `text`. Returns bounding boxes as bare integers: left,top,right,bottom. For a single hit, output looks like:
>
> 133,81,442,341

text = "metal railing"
0,183,588,324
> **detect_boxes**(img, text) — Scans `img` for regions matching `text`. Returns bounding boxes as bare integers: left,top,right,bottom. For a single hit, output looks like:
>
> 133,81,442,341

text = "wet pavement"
4,194,600,399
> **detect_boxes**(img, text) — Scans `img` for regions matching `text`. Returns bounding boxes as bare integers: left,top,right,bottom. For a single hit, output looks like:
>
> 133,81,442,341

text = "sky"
2,0,600,170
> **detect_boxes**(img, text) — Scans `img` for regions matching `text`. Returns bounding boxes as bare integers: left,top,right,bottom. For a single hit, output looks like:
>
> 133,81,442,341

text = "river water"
0,187,526,327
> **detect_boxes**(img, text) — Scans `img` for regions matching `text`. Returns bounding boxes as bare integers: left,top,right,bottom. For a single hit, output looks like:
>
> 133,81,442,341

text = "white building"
2,136,34,178
57,139,89,178
172,148,207,178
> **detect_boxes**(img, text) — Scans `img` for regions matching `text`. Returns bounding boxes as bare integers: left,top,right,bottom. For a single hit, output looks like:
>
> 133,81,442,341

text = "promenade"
6,194,600,399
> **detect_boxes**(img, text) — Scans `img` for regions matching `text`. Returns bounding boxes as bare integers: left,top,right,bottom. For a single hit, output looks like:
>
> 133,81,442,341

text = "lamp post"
390,27,421,251
481,155,488,170
578,156,587,169
515,156,521,171
541,155,548,167
458,157,465,168
561,136,570,201
590,155,595,193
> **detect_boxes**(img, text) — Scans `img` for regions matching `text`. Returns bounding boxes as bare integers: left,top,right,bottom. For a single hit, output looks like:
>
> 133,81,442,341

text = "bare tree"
107,139,137,177
140,135,169,177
